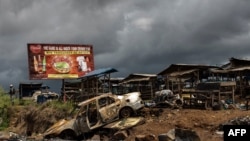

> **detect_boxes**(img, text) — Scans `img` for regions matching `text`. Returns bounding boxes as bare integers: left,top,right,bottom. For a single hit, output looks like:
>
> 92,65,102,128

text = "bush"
0,85,76,131
39,100,76,115
0,86,10,130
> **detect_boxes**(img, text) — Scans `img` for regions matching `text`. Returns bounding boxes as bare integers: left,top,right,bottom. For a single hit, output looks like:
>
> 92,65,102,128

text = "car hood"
103,117,145,130
43,118,76,137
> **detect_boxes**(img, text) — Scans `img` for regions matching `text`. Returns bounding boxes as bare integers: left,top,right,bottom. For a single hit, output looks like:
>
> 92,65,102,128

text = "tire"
175,99,183,107
59,129,77,140
120,107,133,118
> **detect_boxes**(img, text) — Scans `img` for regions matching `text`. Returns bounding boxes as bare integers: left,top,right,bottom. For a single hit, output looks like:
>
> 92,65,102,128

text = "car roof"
77,93,115,106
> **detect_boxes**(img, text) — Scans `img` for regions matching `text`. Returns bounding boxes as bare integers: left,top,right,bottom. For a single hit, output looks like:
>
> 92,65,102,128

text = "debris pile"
218,116,250,131
133,128,201,141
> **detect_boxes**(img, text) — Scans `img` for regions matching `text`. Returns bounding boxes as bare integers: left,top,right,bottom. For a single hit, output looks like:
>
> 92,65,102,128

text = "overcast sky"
1,0,250,92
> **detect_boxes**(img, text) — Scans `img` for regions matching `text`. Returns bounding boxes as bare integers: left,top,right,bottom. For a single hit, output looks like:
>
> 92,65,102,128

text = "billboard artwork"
27,43,94,79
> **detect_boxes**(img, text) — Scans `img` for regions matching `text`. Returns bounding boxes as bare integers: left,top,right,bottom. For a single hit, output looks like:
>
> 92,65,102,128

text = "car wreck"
145,89,183,109
43,92,144,140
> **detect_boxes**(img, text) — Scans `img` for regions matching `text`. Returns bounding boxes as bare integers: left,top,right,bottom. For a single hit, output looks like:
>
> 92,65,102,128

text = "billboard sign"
27,43,94,79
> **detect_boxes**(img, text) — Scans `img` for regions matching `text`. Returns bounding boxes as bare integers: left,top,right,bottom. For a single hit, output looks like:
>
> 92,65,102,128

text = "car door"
74,104,90,134
98,96,121,123
75,99,102,132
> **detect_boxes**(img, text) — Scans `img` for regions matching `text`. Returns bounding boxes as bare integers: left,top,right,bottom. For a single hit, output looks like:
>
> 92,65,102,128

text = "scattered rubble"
158,128,201,141
0,131,28,141
218,116,250,131
135,134,157,141
145,89,183,109
3,97,250,141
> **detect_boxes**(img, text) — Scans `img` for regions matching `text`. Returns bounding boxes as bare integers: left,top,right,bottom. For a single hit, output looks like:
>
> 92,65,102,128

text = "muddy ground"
3,102,250,141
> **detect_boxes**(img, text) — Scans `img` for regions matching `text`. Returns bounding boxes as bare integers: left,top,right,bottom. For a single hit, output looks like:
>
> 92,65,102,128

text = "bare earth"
129,108,250,141
6,104,250,141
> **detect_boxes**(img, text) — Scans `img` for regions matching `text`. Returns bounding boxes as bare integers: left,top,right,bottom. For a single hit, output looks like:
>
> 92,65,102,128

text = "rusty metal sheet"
43,119,76,137
103,117,145,130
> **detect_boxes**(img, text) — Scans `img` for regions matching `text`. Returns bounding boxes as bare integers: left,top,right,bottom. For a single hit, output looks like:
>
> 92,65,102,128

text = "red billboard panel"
27,43,94,79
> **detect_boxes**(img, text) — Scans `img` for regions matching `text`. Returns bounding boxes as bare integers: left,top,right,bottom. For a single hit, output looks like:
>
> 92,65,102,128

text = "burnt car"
145,89,183,108
43,92,144,140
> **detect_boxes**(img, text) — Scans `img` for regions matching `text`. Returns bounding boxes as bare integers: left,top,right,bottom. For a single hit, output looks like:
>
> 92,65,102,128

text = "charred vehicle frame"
43,92,144,140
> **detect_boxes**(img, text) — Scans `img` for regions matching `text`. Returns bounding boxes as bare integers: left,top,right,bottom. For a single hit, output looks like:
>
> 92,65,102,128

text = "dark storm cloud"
1,0,250,92
110,0,250,75
69,0,126,54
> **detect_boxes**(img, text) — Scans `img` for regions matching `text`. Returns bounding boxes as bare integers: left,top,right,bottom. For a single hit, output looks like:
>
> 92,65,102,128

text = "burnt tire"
120,107,133,118
59,129,77,140
175,99,183,107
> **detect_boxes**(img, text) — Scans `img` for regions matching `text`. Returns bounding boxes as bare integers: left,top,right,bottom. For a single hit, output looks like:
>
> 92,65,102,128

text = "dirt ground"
130,108,250,141
4,103,250,141
128,96,250,141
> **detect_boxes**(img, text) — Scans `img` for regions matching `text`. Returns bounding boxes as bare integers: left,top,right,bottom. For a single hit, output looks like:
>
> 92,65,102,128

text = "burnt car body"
43,92,144,140
145,89,183,108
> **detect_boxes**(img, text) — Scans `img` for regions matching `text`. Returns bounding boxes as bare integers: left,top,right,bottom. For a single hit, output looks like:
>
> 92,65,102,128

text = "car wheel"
175,99,183,107
120,107,133,118
59,129,77,140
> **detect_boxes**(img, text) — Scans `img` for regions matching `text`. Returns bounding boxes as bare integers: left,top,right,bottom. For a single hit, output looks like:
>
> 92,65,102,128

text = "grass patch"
0,85,76,130
0,86,11,130
38,100,76,115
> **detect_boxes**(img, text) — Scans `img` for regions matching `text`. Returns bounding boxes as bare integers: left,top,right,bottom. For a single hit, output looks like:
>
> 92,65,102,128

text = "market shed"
181,81,236,109
79,67,118,100
210,57,250,97
61,68,118,102
100,77,124,95
158,64,219,94
61,79,81,102
120,73,157,100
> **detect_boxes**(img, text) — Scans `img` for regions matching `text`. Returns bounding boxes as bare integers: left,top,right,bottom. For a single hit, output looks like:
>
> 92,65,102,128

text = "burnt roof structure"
157,64,220,94
229,57,250,68
158,64,219,76
121,73,157,84
210,57,250,73
79,67,118,79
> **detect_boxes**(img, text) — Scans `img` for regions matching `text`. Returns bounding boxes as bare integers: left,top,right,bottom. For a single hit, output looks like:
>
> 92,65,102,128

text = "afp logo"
224,125,250,141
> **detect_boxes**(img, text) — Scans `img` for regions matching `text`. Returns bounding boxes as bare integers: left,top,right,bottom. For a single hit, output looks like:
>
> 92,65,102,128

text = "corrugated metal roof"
169,69,198,77
121,73,157,83
230,57,250,68
158,64,219,76
229,66,250,72
131,73,157,77
210,66,250,73
209,68,229,73
79,67,118,79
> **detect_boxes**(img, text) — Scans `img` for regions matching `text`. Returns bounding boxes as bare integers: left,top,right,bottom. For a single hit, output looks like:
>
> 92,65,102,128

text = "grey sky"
1,0,250,92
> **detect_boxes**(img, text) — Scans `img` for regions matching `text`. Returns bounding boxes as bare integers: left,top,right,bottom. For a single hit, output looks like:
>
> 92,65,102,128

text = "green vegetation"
0,85,75,131
0,86,11,107
39,100,76,114
0,86,10,130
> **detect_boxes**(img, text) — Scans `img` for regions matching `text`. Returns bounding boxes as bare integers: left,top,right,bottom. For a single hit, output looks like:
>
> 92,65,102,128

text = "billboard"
27,43,94,80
